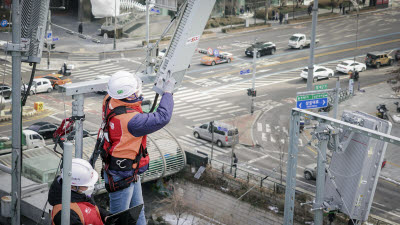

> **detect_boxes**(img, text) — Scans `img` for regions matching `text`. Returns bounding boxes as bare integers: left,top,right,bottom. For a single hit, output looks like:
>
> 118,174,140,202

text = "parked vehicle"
21,78,53,95
60,129,92,141
199,49,233,66
376,104,388,120
365,52,394,68
157,47,167,58
300,65,334,81
245,42,276,57
336,60,366,74
394,49,400,61
395,102,400,113
288,33,319,49
193,121,239,147
26,122,58,139
0,130,45,154
0,83,12,99
35,74,72,90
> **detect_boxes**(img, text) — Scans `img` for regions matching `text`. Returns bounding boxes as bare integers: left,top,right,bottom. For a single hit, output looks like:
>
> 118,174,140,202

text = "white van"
193,121,239,147
23,130,45,149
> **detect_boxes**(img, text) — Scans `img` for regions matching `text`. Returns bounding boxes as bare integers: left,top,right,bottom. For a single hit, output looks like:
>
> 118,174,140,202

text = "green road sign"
297,93,328,101
315,84,328,90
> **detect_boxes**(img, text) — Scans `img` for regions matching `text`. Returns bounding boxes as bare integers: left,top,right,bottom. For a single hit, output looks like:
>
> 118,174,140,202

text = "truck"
288,33,319,49
0,130,45,155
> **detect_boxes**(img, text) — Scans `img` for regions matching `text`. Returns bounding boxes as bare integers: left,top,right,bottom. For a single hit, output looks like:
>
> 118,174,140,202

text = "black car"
60,129,91,141
245,42,276,58
0,83,12,99
26,122,58,139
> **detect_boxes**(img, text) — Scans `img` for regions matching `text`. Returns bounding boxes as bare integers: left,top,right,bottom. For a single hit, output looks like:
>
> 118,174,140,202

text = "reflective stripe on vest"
102,95,143,168
51,202,102,225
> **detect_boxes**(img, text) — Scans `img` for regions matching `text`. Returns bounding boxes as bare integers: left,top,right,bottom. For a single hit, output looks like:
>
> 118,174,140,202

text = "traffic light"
44,42,55,50
247,88,257,97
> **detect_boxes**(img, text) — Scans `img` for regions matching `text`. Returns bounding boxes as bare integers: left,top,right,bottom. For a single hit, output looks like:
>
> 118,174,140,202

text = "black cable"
22,62,37,106
150,93,159,113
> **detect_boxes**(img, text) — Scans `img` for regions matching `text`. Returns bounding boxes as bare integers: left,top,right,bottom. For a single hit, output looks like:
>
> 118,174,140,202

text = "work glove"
162,76,177,93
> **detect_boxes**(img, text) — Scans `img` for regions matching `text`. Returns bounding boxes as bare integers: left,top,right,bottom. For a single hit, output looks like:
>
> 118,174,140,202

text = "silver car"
193,121,239,147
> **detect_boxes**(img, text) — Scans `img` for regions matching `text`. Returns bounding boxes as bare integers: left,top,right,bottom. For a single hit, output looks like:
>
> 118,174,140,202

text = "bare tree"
159,184,189,225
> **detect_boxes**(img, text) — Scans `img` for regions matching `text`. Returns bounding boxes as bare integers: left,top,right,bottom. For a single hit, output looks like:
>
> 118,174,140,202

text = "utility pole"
306,0,319,91
11,0,22,223
113,0,117,50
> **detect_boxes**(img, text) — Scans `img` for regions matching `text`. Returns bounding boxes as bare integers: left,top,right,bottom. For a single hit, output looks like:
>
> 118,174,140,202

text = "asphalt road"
0,6,400,224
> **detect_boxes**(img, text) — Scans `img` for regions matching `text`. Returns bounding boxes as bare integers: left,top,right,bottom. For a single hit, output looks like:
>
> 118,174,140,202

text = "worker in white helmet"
48,158,109,225
100,71,176,225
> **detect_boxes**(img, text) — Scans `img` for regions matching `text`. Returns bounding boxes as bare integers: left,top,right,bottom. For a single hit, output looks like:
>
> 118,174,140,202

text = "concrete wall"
176,181,298,225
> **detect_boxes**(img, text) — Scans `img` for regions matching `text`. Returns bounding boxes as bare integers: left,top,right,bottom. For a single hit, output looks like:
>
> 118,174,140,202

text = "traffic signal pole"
251,48,257,114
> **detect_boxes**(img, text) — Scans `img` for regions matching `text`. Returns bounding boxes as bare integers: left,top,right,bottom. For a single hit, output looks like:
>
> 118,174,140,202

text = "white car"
21,78,53,95
336,60,366,74
300,65,334,80
157,47,167,58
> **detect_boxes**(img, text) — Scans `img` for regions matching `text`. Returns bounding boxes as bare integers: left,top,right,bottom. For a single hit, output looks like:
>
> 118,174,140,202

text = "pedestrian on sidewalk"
339,3,343,14
308,4,312,15
272,10,275,20
279,12,284,24
78,22,83,34
285,13,289,24
275,11,279,21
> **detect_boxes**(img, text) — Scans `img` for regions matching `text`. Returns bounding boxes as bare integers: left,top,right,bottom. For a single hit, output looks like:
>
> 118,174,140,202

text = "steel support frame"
72,94,84,158
11,0,22,223
284,108,400,224
283,110,300,225
313,124,329,225
61,142,73,225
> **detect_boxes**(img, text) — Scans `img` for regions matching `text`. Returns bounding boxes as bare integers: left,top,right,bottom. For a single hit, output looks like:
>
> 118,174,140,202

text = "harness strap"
52,203,85,225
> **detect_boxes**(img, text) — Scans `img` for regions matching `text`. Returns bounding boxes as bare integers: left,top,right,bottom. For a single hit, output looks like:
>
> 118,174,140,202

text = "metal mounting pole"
61,142,73,225
251,47,257,114
333,78,340,119
307,0,319,91
113,0,117,50
313,124,329,225
72,94,84,158
210,121,214,164
11,0,22,223
283,111,301,225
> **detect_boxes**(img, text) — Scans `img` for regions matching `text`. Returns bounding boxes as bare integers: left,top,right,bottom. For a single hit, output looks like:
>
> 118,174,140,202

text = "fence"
208,158,394,225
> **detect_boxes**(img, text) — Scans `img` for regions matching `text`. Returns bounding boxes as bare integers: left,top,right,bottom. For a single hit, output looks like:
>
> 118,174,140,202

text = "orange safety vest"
51,202,103,225
102,95,144,169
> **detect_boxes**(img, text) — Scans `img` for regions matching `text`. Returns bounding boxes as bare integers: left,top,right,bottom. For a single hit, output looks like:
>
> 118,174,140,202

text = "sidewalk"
1,1,392,58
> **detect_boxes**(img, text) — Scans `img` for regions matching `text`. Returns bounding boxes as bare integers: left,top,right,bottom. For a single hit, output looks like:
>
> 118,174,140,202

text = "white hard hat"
62,158,98,187
107,71,142,99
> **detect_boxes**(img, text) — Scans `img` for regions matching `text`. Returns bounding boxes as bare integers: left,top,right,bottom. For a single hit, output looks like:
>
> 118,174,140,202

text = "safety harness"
99,96,149,193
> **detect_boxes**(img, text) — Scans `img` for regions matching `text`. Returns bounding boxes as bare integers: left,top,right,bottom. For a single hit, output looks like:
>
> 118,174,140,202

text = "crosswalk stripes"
71,63,136,81
257,122,304,146
0,63,31,77
177,134,231,156
68,54,100,62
